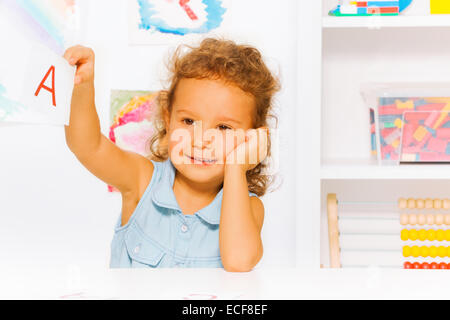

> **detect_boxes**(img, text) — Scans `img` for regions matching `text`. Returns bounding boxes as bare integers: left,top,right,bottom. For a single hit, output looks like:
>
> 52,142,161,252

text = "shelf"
323,15,450,29
321,159,450,179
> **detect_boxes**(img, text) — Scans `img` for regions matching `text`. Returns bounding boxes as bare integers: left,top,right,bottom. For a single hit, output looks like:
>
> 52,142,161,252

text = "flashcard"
0,40,75,126
23,41,75,125
0,0,76,126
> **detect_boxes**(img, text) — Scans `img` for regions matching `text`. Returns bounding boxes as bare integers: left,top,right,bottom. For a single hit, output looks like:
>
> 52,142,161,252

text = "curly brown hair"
149,37,280,196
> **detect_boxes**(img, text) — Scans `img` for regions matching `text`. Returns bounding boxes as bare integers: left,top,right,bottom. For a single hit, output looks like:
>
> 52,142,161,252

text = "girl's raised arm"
63,45,153,196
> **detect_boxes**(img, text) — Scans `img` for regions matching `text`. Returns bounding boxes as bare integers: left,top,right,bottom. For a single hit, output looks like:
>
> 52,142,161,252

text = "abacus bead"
438,246,447,258
435,214,444,225
416,199,425,209
409,229,418,241
398,198,407,209
417,214,426,225
437,229,445,241
426,214,434,225
429,246,438,258
409,214,418,225
425,198,434,209
411,246,420,257
434,199,442,210
422,262,430,269
428,229,436,241
430,262,439,269
447,247,450,257
400,213,409,225
443,199,450,210
403,246,411,257
404,262,412,269
412,262,421,269
445,230,450,241
407,198,416,209
418,229,427,241
420,246,429,257
445,214,450,225
439,262,447,269
401,229,409,241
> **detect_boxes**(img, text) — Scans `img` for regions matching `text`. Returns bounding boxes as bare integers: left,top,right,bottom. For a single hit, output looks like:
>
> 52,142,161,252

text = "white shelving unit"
323,15,450,28
321,159,450,180
297,1,450,269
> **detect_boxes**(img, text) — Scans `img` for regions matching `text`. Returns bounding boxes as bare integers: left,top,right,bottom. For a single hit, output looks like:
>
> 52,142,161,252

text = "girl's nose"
192,121,212,149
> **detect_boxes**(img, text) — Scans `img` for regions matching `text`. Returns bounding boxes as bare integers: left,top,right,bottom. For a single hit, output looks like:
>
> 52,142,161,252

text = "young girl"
63,38,280,272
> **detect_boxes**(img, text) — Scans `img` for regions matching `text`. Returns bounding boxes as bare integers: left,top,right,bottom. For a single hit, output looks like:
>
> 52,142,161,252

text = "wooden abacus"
327,194,450,269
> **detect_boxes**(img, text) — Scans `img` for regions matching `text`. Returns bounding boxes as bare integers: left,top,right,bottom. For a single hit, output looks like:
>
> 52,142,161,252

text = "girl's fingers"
63,46,95,86
257,128,268,162
73,61,94,85
248,128,267,165
74,69,89,85
67,49,87,65
63,48,73,62
225,127,269,167
63,46,94,66
74,67,85,84
63,47,81,65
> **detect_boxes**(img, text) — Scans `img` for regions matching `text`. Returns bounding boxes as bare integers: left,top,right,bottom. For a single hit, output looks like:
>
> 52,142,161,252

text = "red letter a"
35,65,56,107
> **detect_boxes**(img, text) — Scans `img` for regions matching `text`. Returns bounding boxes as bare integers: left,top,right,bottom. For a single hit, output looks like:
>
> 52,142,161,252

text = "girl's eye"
218,124,232,131
183,118,194,125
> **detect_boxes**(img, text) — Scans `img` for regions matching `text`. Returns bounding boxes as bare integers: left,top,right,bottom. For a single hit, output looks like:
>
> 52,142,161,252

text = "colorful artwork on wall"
2,0,78,55
128,0,231,45
108,90,159,192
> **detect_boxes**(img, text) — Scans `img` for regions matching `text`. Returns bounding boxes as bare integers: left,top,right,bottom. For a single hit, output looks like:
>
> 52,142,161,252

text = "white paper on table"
160,290,245,300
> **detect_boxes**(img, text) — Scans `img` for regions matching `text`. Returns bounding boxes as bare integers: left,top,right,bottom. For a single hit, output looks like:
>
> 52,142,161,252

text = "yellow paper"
431,0,450,14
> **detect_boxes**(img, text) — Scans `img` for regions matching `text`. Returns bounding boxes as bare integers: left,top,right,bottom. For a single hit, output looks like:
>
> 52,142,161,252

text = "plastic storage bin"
362,83,450,165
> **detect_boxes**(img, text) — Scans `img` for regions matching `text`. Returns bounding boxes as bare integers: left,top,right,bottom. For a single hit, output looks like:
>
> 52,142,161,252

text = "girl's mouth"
185,154,217,165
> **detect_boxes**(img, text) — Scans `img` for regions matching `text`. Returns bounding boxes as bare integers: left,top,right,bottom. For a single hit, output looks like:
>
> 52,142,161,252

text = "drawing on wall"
128,0,231,45
2,0,78,55
108,90,158,192
0,84,25,122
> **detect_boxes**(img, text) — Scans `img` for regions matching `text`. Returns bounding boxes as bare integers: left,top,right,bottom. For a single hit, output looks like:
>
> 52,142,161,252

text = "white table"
1,266,450,299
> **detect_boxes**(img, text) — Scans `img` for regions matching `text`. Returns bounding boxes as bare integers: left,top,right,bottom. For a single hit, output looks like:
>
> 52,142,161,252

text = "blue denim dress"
110,158,258,268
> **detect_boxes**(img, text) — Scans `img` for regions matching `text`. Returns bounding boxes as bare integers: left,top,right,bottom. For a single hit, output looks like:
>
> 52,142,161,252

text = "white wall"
0,0,298,269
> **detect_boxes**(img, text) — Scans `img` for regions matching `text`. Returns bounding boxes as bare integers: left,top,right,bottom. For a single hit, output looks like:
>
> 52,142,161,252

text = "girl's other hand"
63,45,95,85
225,127,269,172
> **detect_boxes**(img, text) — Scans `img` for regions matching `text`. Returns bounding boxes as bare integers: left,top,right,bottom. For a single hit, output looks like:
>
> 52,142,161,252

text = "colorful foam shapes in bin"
329,0,412,16
401,110,450,162
371,96,450,163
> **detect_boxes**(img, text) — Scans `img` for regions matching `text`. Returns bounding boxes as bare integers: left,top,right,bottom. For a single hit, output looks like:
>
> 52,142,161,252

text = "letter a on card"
22,41,75,125
35,65,56,107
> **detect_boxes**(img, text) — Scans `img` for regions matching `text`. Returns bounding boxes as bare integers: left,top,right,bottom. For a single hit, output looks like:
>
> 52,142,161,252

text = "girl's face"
164,78,255,185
